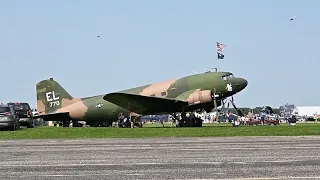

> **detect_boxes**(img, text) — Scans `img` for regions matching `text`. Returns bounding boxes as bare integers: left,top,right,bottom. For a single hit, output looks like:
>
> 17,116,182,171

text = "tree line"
225,107,281,115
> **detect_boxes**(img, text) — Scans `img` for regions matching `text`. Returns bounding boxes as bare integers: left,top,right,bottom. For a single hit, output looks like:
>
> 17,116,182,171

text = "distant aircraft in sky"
289,16,298,21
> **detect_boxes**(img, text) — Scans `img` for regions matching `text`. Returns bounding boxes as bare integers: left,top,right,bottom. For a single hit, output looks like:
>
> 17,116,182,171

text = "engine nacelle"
186,90,213,105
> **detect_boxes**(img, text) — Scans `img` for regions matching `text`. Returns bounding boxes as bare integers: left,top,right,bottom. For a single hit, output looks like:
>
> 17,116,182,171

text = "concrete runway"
0,136,320,180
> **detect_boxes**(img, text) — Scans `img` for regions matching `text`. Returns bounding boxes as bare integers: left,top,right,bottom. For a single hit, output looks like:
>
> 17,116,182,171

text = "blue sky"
0,0,319,109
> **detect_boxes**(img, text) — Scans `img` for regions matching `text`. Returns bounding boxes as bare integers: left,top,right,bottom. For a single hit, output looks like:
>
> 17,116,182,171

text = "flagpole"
216,41,225,72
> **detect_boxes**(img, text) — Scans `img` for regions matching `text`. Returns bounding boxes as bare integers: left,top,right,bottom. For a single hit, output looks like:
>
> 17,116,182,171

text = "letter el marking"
46,91,59,102
52,92,59,100
46,92,53,102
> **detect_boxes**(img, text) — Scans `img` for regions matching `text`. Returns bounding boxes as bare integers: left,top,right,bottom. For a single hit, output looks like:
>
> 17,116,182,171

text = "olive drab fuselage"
36,71,248,122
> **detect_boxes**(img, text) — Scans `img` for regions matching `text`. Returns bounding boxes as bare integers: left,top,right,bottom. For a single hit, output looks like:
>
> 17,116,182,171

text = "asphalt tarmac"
0,136,320,180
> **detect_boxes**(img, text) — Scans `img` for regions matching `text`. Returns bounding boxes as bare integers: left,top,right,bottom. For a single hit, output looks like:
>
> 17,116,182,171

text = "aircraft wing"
34,112,70,121
103,93,188,115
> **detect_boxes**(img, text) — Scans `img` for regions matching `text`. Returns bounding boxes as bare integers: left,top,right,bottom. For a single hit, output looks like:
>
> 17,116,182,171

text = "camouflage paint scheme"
35,71,247,124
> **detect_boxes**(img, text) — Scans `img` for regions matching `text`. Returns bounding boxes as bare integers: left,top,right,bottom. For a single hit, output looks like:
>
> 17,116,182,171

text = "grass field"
0,123,319,140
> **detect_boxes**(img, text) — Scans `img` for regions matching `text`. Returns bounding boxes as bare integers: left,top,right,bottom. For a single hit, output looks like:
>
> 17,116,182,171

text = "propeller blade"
211,89,218,98
222,99,225,108
211,89,218,112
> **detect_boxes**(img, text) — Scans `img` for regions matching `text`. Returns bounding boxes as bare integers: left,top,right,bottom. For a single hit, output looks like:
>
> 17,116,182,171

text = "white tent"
293,106,320,118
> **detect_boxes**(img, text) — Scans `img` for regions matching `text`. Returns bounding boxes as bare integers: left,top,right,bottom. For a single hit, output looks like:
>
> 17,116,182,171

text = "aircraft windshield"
221,74,235,80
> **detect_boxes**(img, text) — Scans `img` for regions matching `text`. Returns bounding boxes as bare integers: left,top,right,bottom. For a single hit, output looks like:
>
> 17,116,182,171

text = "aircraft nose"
234,78,248,91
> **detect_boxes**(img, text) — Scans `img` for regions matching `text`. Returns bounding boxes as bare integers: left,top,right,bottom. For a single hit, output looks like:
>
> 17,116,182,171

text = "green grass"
0,123,319,140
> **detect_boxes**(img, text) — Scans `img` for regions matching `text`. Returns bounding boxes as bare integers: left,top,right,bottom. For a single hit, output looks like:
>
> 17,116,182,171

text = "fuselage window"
221,74,235,80
150,94,155,97
221,76,228,80
161,92,167,96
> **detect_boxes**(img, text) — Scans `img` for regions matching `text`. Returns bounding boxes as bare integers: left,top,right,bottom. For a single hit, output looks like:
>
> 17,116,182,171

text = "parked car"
7,102,34,128
248,118,261,126
248,118,279,126
0,104,20,130
264,118,280,125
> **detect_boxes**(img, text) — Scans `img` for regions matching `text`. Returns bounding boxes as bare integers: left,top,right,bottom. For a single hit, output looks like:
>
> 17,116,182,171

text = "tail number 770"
46,91,60,107
49,101,60,107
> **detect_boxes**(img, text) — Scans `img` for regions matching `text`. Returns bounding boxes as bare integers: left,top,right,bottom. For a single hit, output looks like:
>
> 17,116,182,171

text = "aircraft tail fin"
36,78,73,114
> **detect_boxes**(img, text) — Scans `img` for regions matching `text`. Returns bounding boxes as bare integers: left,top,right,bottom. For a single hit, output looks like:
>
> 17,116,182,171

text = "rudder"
36,78,73,114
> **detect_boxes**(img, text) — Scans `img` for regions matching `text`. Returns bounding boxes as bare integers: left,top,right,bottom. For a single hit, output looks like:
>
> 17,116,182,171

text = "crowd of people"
116,109,299,128
201,111,298,127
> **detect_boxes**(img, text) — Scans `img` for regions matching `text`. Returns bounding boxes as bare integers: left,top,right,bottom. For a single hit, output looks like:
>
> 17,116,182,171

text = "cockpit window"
221,74,234,80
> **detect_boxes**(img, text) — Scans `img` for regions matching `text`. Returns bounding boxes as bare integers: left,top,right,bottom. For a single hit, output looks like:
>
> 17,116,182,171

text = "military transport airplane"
35,71,248,127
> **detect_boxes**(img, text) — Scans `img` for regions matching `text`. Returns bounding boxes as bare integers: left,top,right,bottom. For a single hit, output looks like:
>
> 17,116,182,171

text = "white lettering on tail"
45,91,60,107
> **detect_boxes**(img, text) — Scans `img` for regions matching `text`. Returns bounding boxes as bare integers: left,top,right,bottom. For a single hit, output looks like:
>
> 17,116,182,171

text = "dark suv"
7,102,34,128
0,104,20,130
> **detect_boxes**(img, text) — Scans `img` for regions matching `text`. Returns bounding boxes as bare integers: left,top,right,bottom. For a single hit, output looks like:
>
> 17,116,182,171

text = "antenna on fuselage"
191,69,198,74
210,68,218,72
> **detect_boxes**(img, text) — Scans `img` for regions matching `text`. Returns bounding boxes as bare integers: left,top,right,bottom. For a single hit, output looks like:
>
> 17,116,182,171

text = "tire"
63,121,70,127
27,120,34,128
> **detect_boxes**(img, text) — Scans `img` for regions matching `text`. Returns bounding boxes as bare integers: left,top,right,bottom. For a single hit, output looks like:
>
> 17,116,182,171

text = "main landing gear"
60,120,83,127
118,115,142,128
174,111,203,128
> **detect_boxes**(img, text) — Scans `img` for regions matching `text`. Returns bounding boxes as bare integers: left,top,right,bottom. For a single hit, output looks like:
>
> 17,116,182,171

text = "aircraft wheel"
194,118,202,127
27,120,34,128
72,121,82,127
63,121,70,127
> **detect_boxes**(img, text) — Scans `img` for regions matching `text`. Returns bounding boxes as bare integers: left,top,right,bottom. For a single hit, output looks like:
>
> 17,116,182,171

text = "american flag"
216,41,226,52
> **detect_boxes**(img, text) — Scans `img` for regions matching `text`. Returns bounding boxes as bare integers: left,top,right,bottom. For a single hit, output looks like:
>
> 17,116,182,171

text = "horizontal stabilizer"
103,93,188,115
35,112,70,121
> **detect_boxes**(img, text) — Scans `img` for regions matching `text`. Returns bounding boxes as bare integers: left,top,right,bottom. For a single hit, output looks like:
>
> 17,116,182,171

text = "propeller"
211,88,218,111
208,80,231,114
229,96,244,117
201,88,220,113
